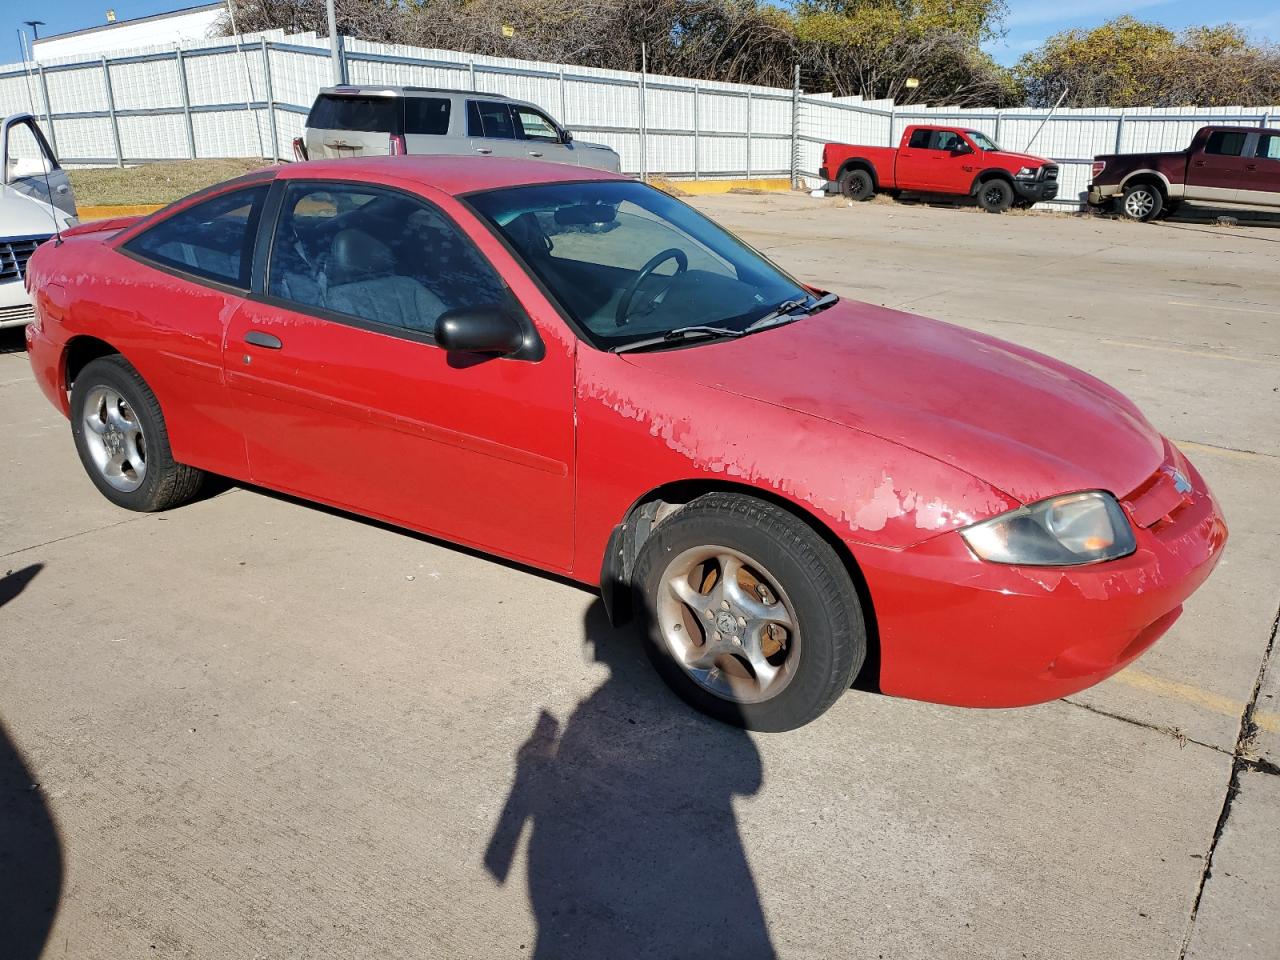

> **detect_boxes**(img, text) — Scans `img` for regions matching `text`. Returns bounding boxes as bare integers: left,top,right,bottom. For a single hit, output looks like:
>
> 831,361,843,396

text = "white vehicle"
297,86,623,174
2,113,78,328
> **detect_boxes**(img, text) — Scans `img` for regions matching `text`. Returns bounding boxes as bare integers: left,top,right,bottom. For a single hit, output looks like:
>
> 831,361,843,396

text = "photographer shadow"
485,600,777,959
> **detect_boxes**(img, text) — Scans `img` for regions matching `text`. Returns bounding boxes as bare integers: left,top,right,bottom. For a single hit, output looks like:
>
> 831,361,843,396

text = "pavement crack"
1178,600,1280,959
1060,698,1230,755
0,515,148,560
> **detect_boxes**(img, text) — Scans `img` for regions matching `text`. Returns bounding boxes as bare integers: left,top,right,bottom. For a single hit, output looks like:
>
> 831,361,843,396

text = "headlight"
1015,166,1038,180
959,491,1136,566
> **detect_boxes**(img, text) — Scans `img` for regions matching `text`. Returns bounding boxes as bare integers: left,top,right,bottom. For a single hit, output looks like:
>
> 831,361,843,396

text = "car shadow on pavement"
483,600,778,959
0,563,64,959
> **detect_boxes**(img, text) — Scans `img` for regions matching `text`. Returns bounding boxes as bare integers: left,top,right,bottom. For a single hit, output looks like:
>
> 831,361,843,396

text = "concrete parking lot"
2,194,1277,959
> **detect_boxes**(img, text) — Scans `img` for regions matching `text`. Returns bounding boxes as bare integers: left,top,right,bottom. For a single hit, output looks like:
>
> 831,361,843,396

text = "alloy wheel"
1125,189,1155,219
82,386,147,492
656,545,801,704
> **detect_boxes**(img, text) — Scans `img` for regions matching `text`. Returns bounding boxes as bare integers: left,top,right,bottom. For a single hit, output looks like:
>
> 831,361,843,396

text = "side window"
513,107,560,143
907,129,932,149
467,101,516,140
404,97,451,136
933,130,961,151
1257,134,1280,160
1204,131,1247,157
4,118,57,178
124,184,267,288
267,182,508,336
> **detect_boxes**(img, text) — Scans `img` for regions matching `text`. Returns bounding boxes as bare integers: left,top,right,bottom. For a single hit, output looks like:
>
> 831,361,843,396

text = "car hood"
0,186,72,238
621,300,1165,505
984,149,1049,168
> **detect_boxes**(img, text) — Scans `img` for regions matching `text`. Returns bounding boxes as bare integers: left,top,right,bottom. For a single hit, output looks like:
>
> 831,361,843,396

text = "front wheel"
632,493,866,731
1121,182,1163,222
70,355,205,512
976,179,1014,213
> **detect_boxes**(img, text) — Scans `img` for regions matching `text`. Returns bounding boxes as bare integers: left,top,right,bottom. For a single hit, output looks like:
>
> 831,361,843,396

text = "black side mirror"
561,129,574,144
952,143,972,156
436,305,526,356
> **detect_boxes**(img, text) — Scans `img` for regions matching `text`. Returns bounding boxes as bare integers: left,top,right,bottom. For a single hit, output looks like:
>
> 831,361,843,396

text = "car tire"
1121,182,1163,222
70,355,205,512
976,179,1014,213
840,169,875,202
632,492,866,732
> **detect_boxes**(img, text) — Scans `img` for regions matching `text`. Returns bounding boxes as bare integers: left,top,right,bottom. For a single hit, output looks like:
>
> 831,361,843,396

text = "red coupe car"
24,157,1227,730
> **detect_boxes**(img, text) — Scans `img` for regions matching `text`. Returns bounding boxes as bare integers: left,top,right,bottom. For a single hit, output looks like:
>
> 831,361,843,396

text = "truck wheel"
976,179,1014,213
632,492,866,731
1121,183,1163,222
840,169,875,202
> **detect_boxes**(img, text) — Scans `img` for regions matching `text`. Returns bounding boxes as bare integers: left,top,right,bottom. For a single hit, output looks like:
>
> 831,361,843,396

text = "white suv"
1,113,78,328
297,86,622,173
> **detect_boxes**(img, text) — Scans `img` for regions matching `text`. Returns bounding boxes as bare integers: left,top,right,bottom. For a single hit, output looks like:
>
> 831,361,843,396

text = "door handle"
1194,159,1206,167
1245,163,1257,171
244,330,282,349
476,148,493,155
528,151,543,158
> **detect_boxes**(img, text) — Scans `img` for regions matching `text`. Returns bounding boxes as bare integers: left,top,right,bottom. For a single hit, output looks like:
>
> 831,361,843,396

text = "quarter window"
267,182,509,336
124,184,267,288
1204,131,1247,157
468,101,516,140
404,97,451,136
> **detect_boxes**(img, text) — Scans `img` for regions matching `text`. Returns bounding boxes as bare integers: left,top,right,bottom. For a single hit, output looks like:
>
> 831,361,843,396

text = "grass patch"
69,159,276,207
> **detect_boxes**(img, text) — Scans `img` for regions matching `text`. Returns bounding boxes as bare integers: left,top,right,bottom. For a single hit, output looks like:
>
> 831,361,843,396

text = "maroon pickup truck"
1090,125,1280,221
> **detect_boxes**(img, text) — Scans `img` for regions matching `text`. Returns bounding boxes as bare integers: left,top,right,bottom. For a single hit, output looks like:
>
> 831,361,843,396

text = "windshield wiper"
742,292,840,334
611,325,743,354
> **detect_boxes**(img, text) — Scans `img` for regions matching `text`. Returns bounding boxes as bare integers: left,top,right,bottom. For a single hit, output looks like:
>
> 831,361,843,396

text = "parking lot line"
1111,668,1280,735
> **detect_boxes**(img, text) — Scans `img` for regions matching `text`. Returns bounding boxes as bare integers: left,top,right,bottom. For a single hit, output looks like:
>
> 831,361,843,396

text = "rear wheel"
70,355,205,512
632,493,866,731
976,179,1014,213
840,169,875,202
1121,182,1163,222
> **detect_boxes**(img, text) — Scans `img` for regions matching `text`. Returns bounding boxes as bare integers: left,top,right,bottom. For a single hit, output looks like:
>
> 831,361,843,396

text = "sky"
3,0,1279,66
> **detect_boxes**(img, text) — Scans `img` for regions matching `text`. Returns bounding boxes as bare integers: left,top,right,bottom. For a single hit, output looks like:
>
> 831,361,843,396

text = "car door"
511,105,575,165
1185,130,1248,202
467,100,526,160
223,178,577,571
2,114,75,217
304,93,400,159
112,180,271,478
895,128,947,191
1242,132,1280,208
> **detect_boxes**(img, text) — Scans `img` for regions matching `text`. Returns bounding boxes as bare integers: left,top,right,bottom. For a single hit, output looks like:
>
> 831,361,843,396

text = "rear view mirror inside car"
554,203,617,226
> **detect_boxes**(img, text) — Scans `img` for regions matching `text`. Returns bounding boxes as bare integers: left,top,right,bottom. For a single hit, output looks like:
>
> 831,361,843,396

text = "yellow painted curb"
662,178,793,196
79,204,164,221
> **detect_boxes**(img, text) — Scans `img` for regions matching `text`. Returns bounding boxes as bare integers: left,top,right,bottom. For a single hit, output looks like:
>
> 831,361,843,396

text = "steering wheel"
615,248,688,327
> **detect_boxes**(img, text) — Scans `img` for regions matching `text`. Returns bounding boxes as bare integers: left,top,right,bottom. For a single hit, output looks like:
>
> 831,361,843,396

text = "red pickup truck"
820,124,1060,213
1089,125,1280,221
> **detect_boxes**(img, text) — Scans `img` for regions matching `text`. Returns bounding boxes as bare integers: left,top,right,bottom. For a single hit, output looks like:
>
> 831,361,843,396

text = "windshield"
466,181,810,350
966,130,998,151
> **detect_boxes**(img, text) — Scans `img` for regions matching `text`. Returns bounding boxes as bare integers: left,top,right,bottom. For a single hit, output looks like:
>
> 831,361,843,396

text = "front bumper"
857,449,1227,707
0,278,34,328
1013,178,1059,204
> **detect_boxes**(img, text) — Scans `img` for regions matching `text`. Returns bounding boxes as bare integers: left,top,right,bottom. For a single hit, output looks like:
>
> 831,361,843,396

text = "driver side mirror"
561,128,574,144
951,143,973,156
436,305,526,356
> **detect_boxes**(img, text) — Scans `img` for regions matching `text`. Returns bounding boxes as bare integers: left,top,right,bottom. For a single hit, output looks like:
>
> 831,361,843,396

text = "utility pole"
326,0,344,85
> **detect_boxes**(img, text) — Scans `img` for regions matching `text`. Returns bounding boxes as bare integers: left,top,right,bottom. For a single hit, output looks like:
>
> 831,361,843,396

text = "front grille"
0,302,35,325
1041,165,1059,182
0,235,50,283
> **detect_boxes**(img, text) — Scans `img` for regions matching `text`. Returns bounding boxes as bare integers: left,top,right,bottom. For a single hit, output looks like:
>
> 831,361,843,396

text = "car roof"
273,155,629,196
318,85,511,100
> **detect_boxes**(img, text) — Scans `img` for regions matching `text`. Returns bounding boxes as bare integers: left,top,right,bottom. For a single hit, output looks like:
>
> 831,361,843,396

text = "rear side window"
1257,134,1280,160
308,95,398,133
933,130,962,151
125,184,268,288
1204,131,1247,157
467,101,516,140
907,129,932,149
404,97,451,136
